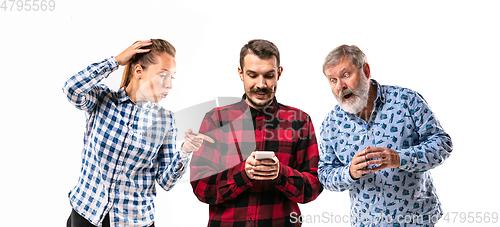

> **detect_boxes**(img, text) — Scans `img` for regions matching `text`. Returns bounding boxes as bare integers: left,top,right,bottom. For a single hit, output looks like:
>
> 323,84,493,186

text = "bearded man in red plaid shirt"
190,39,323,227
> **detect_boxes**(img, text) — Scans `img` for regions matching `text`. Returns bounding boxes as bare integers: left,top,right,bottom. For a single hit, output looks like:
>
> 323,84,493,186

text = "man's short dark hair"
239,39,280,70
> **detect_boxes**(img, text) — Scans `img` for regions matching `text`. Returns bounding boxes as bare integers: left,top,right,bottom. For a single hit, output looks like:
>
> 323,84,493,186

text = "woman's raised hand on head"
115,40,152,66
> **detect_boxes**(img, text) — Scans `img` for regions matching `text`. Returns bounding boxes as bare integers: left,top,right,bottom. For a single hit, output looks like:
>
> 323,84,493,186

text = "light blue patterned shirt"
318,80,452,227
63,57,190,226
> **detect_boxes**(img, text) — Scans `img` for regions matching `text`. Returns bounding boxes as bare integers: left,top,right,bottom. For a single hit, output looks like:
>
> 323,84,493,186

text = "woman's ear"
134,64,143,80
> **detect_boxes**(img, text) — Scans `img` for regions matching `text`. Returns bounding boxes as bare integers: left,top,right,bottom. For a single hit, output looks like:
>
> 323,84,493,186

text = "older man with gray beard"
317,44,452,227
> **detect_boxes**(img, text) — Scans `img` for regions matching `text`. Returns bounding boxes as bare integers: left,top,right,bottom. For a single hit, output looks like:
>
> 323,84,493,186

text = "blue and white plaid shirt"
63,57,190,226
318,80,452,227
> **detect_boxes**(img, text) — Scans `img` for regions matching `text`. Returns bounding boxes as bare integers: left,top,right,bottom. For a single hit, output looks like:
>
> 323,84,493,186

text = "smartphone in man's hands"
255,151,275,160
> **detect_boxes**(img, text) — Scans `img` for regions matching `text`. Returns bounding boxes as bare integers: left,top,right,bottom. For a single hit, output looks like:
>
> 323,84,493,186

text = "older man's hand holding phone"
245,151,280,180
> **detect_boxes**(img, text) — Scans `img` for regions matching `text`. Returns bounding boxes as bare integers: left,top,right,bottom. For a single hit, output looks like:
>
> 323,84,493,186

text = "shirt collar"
117,87,132,104
116,87,160,110
371,79,385,104
136,101,160,110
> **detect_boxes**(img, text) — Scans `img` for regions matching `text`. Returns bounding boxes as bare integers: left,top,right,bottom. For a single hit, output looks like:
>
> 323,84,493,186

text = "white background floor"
1,1,499,226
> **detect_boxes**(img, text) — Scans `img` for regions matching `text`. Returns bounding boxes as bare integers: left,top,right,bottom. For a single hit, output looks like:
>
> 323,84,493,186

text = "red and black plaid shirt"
190,95,322,227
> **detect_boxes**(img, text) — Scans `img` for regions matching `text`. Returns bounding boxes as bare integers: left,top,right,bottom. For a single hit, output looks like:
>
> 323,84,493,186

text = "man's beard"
334,75,370,114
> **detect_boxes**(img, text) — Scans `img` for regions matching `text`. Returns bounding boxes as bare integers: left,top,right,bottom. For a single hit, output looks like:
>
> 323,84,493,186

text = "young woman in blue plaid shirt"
63,39,212,227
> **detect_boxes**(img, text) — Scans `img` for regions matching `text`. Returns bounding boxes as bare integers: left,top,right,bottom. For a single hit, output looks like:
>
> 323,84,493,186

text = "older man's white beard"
334,76,370,114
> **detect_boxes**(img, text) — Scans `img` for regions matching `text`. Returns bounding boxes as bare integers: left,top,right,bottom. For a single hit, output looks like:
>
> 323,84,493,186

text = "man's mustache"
251,87,274,93
339,89,356,100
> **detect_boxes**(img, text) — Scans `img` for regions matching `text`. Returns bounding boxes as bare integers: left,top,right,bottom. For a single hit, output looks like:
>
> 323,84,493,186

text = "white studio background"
1,0,499,226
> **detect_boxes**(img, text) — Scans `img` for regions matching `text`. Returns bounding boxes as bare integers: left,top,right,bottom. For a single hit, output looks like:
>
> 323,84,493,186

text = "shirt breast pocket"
128,128,163,169
273,138,295,168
